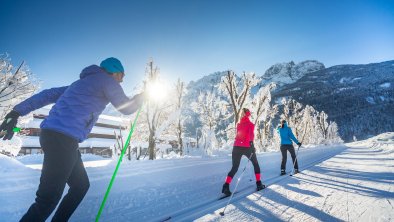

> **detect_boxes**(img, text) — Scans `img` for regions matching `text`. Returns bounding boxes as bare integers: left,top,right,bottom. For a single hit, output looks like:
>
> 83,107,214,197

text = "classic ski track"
387,199,394,209
154,146,346,222
320,190,334,213
88,158,230,181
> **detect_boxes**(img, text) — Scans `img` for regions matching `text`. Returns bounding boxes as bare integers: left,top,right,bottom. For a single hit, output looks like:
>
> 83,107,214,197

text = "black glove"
297,142,302,147
250,141,256,153
0,110,20,140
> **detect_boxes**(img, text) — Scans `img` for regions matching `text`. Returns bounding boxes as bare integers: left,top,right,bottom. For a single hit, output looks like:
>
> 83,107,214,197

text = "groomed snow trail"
197,135,394,222
1,133,393,222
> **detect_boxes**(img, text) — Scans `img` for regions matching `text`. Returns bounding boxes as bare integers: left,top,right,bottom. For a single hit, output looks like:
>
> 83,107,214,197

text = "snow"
0,133,393,221
352,77,362,81
366,96,376,104
155,109,181,138
25,111,129,130
339,77,362,84
21,136,119,149
380,82,391,88
336,87,354,92
261,61,324,87
16,153,111,170
0,136,22,156
197,132,394,221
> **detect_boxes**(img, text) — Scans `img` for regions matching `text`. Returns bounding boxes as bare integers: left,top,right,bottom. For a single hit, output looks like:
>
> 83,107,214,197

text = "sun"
147,81,168,103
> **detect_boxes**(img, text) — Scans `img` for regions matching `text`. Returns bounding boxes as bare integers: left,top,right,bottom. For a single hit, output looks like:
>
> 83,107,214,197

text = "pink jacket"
233,113,254,148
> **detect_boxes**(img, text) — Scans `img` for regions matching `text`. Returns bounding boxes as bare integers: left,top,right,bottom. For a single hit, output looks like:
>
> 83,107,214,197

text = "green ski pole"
95,106,142,221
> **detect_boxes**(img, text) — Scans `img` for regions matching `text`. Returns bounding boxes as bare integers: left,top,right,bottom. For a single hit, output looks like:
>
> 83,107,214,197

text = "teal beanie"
100,57,124,74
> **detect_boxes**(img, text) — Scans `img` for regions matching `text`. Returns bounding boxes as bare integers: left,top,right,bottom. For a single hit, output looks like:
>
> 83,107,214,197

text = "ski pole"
220,151,254,216
95,106,142,222
290,144,301,176
290,123,309,176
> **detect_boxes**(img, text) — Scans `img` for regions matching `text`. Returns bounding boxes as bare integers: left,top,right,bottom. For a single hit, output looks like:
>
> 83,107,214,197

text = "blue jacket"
277,123,300,145
14,65,140,142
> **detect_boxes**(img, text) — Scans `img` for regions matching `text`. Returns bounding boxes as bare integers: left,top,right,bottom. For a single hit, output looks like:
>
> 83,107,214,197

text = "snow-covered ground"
197,133,394,222
0,133,393,222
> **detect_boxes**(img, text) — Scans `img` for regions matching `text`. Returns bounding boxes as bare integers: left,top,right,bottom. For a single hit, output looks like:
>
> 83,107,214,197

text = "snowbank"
0,154,28,173
348,132,394,152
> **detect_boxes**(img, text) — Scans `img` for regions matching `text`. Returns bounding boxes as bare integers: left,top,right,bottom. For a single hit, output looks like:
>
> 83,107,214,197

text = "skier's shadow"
280,177,322,197
301,166,394,198
236,186,342,222
231,195,284,222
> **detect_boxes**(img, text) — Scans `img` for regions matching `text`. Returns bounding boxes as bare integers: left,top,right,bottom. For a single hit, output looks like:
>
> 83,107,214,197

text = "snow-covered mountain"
184,71,228,101
272,60,394,142
261,60,325,87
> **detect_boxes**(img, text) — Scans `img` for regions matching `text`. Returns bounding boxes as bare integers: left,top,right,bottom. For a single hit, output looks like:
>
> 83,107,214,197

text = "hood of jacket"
80,65,107,79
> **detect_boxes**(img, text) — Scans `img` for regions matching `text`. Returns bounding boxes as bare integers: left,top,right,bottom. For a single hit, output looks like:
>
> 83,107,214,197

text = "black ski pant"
227,146,260,178
280,144,299,171
20,129,90,222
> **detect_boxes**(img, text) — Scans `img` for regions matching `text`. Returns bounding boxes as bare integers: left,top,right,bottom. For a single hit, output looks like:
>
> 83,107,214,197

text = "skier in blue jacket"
277,119,301,175
0,57,145,222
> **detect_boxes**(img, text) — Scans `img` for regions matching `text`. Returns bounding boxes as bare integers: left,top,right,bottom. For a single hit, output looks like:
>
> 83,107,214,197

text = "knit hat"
100,57,124,74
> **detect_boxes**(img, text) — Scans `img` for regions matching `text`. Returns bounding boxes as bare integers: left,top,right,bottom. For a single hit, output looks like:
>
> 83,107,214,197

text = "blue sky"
1,0,394,93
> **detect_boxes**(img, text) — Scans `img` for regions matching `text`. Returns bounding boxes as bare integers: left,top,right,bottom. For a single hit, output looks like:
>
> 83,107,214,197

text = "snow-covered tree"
0,54,39,119
299,105,317,144
327,121,343,143
218,70,260,140
316,111,329,140
250,83,277,152
174,78,186,155
0,54,40,156
143,59,173,160
191,90,226,154
280,98,304,138
279,100,342,145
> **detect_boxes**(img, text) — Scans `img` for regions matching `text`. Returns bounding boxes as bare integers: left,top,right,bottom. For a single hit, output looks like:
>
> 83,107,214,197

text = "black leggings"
20,129,90,222
227,146,260,178
280,144,299,170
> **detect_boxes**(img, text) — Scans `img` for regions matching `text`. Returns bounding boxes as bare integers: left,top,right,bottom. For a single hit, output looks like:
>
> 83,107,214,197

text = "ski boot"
256,181,266,191
222,183,232,196
280,169,286,176
294,169,300,174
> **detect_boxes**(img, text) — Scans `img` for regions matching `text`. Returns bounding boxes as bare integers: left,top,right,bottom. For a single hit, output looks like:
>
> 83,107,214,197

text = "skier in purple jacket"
0,57,145,221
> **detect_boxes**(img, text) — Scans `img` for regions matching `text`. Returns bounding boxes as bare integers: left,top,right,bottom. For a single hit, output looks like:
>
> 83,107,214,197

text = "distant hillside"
261,60,325,86
272,60,394,142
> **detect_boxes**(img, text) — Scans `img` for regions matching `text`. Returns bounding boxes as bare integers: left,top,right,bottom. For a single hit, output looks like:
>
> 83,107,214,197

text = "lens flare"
147,81,167,102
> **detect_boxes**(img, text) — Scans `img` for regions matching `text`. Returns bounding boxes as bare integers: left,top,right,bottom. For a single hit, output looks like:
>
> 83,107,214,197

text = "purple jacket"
14,65,140,142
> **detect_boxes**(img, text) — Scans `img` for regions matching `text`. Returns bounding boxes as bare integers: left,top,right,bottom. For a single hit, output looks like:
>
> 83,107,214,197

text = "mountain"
261,60,325,87
272,60,394,142
184,71,228,102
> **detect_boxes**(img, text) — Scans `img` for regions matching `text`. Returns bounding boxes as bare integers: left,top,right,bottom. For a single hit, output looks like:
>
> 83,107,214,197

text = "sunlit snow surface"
0,133,393,221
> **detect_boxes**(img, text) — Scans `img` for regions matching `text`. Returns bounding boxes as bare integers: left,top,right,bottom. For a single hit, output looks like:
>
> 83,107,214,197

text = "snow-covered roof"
79,138,117,148
21,136,117,148
26,108,130,129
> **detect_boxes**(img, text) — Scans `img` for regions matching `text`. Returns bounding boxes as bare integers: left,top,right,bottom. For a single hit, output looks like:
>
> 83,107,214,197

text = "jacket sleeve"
103,80,140,115
13,86,68,116
288,127,300,144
